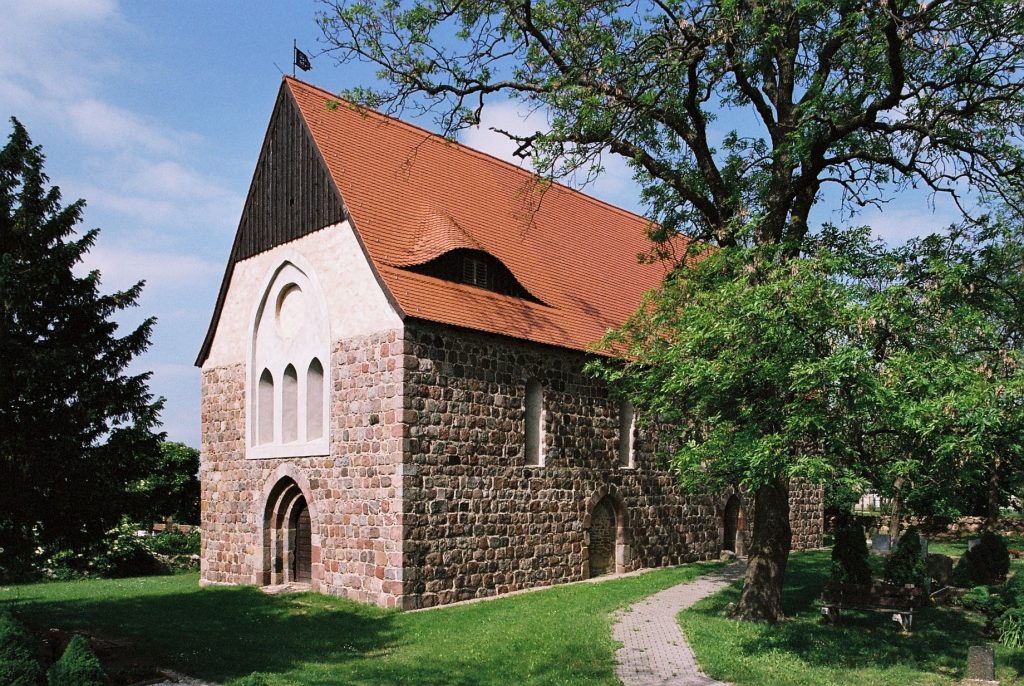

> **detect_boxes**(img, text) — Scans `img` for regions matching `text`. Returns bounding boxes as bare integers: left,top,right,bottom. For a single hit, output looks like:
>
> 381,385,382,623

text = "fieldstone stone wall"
201,320,825,609
789,480,825,550
398,321,824,608
200,330,408,607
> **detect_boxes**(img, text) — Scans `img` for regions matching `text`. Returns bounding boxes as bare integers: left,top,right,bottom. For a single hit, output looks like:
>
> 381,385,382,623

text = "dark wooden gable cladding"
231,85,346,263
195,83,347,366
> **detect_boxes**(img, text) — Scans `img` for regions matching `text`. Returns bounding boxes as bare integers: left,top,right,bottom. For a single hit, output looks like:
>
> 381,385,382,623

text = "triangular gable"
196,82,375,365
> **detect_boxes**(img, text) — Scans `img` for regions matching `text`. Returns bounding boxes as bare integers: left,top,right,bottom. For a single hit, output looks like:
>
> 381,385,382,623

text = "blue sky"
1,0,963,448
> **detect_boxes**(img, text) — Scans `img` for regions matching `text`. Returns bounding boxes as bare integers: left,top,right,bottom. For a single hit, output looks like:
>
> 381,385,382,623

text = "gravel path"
612,562,746,686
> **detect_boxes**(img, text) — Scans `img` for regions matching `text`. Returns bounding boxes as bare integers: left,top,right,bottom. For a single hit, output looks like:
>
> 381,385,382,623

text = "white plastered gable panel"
201,221,404,459
248,257,330,458
203,222,403,369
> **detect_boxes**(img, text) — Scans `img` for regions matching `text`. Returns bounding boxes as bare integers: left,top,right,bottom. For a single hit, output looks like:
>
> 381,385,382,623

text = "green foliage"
883,528,928,588
1000,573,1024,609
0,119,163,580
132,442,199,525
146,528,200,557
996,608,1024,649
955,532,1011,586
228,673,271,686
47,635,109,686
680,550,1024,685
91,519,165,579
320,0,1024,249
0,609,44,686
321,0,1024,623
830,521,871,585
962,586,1006,618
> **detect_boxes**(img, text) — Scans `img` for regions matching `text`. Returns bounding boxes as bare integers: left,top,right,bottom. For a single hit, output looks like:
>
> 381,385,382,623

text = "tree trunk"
737,480,791,622
889,477,905,543
987,455,1002,529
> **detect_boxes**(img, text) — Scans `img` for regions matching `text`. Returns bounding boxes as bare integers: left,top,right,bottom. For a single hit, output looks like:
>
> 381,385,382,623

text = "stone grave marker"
871,534,891,556
965,645,998,686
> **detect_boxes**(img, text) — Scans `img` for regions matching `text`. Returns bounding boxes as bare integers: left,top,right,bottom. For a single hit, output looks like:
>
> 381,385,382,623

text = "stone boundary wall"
789,480,825,550
200,330,408,607
398,321,825,608
849,514,1024,539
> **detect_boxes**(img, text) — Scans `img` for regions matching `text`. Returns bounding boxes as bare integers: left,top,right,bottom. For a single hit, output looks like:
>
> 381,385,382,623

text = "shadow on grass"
683,551,1023,684
2,565,721,686
5,583,411,684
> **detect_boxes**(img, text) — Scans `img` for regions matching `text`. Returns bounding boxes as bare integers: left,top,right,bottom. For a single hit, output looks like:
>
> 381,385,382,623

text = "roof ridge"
283,76,656,230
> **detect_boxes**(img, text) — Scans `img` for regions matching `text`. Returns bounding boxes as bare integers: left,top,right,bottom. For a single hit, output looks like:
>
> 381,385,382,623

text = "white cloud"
81,245,220,294
68,99,198,155
7,0,117,22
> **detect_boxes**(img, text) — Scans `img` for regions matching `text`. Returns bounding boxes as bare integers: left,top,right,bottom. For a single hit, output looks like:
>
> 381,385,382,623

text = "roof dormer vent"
463,254,489,289
404,248,545,304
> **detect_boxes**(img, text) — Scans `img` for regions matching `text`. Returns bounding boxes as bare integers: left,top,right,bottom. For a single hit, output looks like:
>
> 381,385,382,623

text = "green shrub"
0,608,45,686
962,585,1006,618
996,608,1024,649
47,635,109,686
953,531,1010,586
1000,572,1024,609
830,521,871,585
883,527,928,587
228,673,271,686
145,528,200,557
91,520,165,578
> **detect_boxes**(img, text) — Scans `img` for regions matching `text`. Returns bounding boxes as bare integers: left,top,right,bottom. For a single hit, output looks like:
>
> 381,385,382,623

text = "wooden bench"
819,581,926,631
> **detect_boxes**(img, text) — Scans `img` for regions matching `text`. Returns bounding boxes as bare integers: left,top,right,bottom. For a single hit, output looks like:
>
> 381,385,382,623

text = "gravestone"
871,534,891,556
969,538,982,551
926,554,954,586
965,645,998,686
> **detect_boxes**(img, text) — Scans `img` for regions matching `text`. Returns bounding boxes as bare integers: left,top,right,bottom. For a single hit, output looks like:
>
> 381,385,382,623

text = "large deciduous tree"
0,119,163,579
319,0,1024,621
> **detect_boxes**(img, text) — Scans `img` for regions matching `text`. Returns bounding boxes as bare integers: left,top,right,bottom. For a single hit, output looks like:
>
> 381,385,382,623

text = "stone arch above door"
583,488,630,578
256,465,320,589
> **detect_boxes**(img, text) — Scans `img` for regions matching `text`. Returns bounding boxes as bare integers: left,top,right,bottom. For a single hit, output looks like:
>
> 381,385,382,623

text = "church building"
196,77,824,609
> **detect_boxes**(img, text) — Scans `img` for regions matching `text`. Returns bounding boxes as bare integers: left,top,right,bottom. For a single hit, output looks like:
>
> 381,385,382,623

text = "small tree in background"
883,527,927,587
0,119,163,579
831,520,871,586
133,442,200,525
954,530,1010,586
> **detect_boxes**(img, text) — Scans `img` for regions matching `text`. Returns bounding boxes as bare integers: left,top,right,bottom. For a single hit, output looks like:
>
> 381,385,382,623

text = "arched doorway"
587,495,627,578
263,476,314,586
723,495,743,554
291,499,312,583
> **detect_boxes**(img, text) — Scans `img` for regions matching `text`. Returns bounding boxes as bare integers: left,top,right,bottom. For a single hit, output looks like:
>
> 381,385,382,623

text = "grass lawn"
681,544,1024,686
1,562,720,685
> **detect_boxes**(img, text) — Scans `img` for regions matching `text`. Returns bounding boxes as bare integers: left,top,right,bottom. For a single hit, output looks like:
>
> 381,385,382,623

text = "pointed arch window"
282,365,299,443
525,379,544,466
618,399,635,468
306,358,324,441
258,369,275,445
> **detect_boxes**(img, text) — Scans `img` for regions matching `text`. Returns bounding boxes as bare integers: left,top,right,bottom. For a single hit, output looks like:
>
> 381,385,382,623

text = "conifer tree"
0,118,163,578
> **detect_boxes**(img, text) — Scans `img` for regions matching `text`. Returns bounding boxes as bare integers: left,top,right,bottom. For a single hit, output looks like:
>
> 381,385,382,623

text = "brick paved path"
612,562,746,686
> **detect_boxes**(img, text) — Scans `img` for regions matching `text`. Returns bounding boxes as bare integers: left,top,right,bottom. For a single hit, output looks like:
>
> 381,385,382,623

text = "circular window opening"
275,283,304,338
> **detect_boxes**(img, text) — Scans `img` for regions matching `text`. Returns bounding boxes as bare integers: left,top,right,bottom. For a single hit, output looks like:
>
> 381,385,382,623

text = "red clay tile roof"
287,77,684,353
